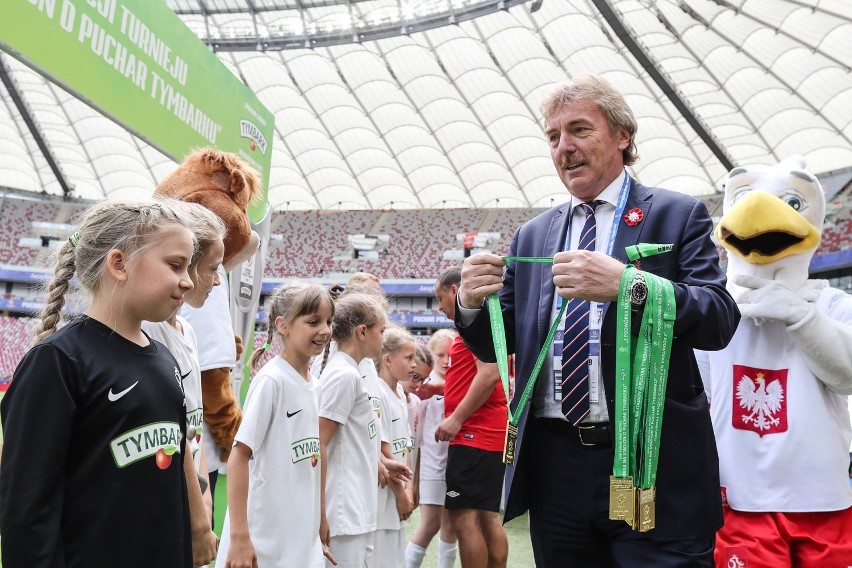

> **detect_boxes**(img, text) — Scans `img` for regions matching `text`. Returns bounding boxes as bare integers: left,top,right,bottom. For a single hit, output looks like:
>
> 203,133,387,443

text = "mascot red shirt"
696,156,852,568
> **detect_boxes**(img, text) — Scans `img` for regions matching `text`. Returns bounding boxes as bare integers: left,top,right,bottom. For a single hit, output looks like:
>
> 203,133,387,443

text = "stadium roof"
1,0,850,210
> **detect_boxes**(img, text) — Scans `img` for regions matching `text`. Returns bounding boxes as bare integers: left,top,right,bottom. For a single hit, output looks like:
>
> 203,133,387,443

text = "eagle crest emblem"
732,365,787,436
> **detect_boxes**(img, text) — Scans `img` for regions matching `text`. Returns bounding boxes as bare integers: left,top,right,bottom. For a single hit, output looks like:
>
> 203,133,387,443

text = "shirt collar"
570,169,627,211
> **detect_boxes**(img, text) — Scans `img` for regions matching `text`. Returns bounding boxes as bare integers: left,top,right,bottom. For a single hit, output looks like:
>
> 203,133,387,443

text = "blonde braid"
320,284,346,375
35,241,76,343
250,324,275,371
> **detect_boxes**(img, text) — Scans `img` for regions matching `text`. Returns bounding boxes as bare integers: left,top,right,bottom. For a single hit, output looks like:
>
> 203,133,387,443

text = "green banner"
0,0,274,221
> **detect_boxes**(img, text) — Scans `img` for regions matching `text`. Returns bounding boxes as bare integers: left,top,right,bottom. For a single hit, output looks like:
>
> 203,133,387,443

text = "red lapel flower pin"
624,208,644,226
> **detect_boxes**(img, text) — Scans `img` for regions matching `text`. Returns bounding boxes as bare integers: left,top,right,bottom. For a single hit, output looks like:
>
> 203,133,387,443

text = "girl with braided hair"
218,282,336,568
0,199,199,567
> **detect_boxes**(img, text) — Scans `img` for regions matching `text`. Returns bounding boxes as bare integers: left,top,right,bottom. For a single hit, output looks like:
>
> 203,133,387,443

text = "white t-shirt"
320,351,381,536
377,380,411,531
141,317,203,470
419,371,450,481
696,286,852,512
406,392,424,477
180,267,235,370
181,266,236,473
216,356,325,568
360,358,386,442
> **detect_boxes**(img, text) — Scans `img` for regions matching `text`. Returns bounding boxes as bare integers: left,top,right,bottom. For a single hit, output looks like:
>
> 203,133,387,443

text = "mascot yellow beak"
715,191,821,265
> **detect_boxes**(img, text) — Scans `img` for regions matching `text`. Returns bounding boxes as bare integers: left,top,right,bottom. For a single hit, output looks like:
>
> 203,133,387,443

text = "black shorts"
444,444,505,512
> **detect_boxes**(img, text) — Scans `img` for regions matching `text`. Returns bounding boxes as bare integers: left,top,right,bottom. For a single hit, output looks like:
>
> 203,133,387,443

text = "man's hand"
552,250,624,303
459,253,506,309
733,274,816,326
435,414,463,442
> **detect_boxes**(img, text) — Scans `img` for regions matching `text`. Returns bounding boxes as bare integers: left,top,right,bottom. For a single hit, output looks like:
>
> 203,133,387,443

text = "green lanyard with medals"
486,242,676,535
493,177,633,463
610,243,676,532
487,272,568,465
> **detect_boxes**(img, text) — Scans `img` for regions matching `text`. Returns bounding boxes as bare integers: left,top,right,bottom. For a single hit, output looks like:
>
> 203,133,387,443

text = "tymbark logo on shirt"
291,437,321,465
392,437,409,456
110,422,183,468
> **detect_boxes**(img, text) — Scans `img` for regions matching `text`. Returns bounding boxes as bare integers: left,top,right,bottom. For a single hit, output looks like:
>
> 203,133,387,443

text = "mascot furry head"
154,148,262,461
155,148,261,270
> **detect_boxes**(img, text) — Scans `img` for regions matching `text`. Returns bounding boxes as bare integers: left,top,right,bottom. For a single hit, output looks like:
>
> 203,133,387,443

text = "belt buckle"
576,424,598,447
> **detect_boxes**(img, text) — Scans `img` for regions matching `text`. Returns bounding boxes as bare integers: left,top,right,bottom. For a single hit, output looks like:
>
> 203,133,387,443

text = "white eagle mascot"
695,156,852,568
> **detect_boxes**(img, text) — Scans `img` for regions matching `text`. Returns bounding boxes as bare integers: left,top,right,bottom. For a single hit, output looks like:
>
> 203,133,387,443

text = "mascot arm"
786,290,852,395
735,275,852,393
200,367,243,461
733,274,814,326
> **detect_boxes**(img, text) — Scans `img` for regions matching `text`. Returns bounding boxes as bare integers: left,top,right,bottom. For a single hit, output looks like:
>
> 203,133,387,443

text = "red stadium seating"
0,316,36,380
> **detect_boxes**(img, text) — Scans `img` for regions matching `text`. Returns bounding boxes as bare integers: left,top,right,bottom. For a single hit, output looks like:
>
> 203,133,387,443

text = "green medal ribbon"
501,256,555,264
486,256,565,426
624,243,674,260
613,245,676,492
613,265,636,480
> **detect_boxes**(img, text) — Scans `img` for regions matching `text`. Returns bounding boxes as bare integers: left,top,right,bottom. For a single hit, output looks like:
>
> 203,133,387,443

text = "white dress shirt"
459,170,628,423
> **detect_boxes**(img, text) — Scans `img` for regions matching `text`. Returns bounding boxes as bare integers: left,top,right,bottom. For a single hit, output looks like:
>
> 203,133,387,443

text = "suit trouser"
524,416,714,568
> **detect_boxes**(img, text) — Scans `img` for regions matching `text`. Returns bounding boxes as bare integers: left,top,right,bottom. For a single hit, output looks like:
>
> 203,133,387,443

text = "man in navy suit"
454,75,739,567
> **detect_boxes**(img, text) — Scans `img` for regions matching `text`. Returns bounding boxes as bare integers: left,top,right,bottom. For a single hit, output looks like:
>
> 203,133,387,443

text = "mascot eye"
782,194,802,211
731,188,752,203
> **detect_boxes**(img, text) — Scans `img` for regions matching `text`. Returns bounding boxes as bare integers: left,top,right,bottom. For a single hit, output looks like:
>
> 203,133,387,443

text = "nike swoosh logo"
286,409,303,418
180,370,191,380
436,397,444,401
392,418,400,422
108,381,139,402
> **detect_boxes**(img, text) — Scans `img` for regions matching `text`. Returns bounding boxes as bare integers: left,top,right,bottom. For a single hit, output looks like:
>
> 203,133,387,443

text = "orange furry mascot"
155,148,261,462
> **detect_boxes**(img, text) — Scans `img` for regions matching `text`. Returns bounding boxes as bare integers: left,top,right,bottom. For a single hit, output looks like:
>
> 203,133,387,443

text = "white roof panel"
0,0,849,207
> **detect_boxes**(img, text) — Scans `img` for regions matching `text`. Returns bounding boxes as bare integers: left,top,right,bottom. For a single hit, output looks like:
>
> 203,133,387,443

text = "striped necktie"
561,201,600,425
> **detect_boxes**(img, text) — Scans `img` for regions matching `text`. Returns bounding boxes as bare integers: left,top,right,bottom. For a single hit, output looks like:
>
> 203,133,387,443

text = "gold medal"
637,487,656,532
503,421,518,465
608,476,636,528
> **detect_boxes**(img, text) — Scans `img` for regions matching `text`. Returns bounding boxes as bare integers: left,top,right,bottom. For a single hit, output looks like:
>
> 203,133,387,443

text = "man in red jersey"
434,267,508,568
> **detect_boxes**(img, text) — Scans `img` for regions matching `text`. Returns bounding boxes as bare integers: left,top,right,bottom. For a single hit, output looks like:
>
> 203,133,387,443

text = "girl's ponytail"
35,241,76,343
319,284,346,375
250,325,274,371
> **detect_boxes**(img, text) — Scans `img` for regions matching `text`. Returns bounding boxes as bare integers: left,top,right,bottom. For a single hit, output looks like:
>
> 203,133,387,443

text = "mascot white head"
715,155,825,302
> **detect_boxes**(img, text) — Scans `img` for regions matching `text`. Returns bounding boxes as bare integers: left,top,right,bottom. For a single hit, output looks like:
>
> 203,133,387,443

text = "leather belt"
537,418,612,447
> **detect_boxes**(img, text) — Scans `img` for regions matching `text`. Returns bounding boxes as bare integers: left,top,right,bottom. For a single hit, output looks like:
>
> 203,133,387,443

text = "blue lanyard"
563,172,631,256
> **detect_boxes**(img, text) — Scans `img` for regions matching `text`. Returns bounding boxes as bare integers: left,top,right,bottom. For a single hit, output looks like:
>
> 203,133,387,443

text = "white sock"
405,542,427,568
438,539,458,568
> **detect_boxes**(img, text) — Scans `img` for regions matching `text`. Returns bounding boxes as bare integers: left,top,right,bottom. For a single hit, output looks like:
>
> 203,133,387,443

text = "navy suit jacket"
456,179,739,540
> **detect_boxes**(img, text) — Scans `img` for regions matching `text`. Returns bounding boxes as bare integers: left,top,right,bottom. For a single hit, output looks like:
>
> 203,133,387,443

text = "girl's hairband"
68,232,80,248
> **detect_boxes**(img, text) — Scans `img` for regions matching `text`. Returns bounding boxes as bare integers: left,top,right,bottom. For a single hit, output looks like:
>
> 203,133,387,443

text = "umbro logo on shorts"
447,491,460,498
